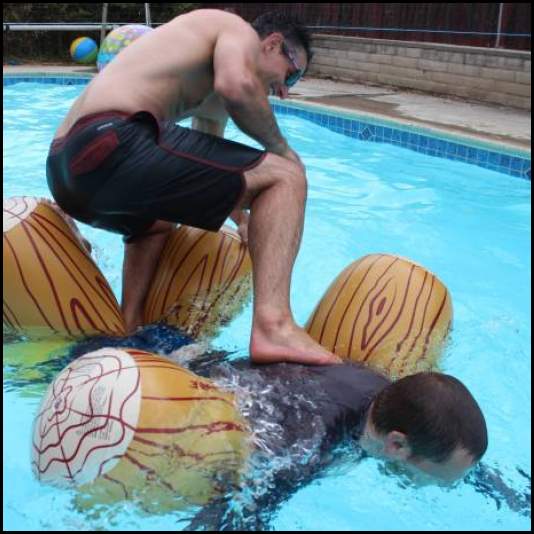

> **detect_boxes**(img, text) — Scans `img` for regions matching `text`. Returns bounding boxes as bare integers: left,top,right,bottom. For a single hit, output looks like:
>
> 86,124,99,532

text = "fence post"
4,25,8,64
101,3,109,45
495,3,504,48
145,4,152,27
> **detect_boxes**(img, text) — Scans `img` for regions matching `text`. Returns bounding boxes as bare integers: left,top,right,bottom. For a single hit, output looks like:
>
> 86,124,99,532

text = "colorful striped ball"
70,37,98,65
97,24,153,71
306,254,453,379
144,225,252,339
31,348,249,510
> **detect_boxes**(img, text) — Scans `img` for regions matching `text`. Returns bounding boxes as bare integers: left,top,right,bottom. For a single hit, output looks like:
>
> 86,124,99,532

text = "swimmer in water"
182,357,488,529
182,355,528,530
65,332,529,528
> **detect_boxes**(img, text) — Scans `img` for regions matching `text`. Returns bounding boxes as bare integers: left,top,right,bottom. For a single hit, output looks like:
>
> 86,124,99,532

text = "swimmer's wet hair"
252,12,313,71
371,372,488,464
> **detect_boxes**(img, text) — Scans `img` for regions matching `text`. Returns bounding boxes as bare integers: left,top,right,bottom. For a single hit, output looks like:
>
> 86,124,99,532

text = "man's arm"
185,453,344,531
466,463,531,517
191,91,229,137
191,95,249,243
191,116,227,137
212,18,297,161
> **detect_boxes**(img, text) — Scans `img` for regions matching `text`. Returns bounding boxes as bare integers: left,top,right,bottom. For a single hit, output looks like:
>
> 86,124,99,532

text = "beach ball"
306,254,453,379
97,24,154,71
70,37,98,65
3,197,125,339
144,225,252,339
31,348,249,510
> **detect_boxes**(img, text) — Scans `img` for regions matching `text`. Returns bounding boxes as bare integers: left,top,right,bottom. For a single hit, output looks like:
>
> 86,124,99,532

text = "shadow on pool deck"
3,64,531,152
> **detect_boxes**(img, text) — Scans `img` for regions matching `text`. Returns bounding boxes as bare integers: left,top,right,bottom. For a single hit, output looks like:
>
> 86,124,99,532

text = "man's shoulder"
309,362,392,390
174,9,253,33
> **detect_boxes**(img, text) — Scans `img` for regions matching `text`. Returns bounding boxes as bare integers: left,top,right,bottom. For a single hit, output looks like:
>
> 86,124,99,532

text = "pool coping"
3,71,531,180
271,97,531,158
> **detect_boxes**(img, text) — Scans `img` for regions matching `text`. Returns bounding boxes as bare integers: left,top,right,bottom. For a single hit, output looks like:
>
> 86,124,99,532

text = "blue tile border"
4,75,92,87
3,75,530,181
272,102,531,181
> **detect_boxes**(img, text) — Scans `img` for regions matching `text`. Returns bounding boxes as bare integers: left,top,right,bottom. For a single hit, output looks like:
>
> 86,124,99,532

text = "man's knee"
280,158,307,193
243,153,307,205
151,220,175,234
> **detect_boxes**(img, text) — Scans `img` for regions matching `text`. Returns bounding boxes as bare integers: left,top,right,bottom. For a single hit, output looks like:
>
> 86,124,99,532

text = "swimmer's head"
359,372,488,485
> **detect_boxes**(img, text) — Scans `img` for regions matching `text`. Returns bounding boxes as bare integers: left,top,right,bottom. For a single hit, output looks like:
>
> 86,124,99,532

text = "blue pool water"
3,81,531,531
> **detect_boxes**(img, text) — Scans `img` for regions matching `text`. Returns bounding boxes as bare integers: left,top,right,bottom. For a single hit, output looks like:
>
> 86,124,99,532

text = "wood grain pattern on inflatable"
144,225,252,339
31,348,249,511
3,197,125,339
306,254,453,379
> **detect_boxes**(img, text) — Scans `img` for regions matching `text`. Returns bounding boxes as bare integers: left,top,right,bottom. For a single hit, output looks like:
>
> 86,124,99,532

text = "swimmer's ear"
383,431,412,461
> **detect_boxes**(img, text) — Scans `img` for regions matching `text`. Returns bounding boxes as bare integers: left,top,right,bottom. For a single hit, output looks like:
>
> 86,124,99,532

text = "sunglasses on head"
281,42,304,88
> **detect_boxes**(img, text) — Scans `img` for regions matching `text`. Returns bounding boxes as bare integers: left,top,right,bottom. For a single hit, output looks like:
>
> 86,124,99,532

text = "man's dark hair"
371,372,488,464
252,12,313,71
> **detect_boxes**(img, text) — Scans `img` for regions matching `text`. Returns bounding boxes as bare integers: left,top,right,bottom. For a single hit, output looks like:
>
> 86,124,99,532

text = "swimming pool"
3,78,531,531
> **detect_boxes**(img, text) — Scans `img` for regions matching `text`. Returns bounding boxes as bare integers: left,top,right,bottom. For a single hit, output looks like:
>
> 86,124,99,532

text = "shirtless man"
46,9,341,365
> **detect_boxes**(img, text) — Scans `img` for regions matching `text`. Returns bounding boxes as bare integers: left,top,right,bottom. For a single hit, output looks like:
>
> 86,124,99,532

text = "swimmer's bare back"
54,9,247,139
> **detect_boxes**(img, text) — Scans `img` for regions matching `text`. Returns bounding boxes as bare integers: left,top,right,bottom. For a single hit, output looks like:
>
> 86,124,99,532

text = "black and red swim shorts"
46,111,266,242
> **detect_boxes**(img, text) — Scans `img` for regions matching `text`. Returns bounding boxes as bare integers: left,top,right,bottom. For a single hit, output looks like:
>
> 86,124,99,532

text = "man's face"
359,422,476,486
261,34,307,99
398,446,476,486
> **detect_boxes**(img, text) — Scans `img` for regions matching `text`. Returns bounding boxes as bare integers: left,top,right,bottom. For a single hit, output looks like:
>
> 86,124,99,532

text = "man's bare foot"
250,318,343,365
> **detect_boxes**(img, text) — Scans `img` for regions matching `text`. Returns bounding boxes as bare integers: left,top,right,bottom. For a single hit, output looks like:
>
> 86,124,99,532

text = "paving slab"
290,78,531,151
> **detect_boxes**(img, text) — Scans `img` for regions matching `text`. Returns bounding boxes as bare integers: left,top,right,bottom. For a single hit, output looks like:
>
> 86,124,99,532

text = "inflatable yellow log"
306,254,453,379
144,225,252,339
31,348,250,511
3,197,125,339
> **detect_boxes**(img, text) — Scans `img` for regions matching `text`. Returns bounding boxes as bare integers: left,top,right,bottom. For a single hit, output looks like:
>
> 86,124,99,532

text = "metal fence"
3,2,531,63
3,3,199,62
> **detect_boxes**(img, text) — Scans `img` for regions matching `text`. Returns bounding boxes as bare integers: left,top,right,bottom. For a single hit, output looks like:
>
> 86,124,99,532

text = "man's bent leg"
242,154,341,365
122,220,174,334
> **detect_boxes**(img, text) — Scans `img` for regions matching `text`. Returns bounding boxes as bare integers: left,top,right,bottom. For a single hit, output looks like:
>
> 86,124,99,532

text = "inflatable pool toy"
70,37,98,65
22,197,455,508
3,197,125,339
144,225,252,339
97,24,153,71
306,254,452,378
3,196,252,344
31,348,249,510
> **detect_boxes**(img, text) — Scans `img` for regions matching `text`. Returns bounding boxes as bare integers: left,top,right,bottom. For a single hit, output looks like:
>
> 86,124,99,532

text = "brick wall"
309,35,531,110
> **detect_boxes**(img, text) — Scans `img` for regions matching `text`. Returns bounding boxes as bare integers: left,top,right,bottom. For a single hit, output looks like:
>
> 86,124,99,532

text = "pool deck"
3,64,531,153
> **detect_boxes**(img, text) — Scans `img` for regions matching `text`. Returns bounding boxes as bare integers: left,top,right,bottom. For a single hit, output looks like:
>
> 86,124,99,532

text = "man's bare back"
55,10,252,139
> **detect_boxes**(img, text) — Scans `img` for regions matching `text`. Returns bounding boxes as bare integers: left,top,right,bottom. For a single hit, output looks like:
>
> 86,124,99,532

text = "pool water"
3,82,531,531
